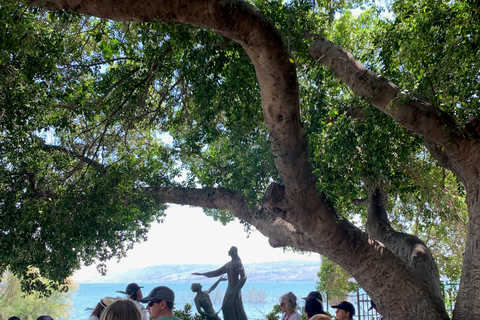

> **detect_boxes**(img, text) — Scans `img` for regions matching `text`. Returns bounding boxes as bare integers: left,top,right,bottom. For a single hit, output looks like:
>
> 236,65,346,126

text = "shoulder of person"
292,312,302,320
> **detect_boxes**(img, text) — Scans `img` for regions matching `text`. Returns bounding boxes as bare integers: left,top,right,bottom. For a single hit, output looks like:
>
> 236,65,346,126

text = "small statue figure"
192,246,248,320
191,276,227,320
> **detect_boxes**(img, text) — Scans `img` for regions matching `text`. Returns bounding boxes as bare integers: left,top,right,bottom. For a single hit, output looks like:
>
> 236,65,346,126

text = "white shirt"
133,300,149,320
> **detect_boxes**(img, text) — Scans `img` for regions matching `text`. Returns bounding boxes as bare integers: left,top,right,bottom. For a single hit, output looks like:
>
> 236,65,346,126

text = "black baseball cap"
332,301,355,316
302,291,323,302
126,283,143,294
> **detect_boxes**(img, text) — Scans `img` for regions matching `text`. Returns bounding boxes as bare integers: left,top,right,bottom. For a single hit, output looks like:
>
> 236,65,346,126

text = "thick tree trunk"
366,188,444,318
453,184,480,319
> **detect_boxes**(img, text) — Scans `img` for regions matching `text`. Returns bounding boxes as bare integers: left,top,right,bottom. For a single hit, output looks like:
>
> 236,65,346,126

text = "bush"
0,271,77,319
174,303,206,320
266,303,282,320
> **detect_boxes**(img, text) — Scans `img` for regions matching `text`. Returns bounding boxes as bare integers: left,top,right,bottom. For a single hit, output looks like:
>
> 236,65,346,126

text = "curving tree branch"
145,185,316,251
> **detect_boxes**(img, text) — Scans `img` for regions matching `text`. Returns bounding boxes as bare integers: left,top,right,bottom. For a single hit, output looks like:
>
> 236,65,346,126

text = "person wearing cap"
119,283,148,320
90,297,116,320
36,316,53,320
140,285,181,320
331,301,355,320
368,300,383,320
304,297,328,319
302,291,323,303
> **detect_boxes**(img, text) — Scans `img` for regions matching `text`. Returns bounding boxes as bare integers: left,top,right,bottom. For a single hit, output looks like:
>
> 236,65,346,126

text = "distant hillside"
81,260,320,283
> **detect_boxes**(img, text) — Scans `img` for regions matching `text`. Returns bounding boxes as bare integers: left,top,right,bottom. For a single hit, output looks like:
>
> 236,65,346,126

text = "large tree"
1,0,478,319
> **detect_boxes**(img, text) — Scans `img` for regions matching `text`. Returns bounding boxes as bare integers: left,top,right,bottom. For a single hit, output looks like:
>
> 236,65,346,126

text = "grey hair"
280,292,298,314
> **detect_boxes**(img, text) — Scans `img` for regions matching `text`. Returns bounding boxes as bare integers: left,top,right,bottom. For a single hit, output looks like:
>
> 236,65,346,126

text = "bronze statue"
191,276,226,320
192,246,248,320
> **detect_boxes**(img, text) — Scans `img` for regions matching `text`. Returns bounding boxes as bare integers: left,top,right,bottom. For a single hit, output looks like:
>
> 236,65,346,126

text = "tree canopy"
1,0,479,319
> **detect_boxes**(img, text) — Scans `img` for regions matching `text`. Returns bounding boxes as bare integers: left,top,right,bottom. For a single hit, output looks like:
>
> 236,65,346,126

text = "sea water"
71,282,317,320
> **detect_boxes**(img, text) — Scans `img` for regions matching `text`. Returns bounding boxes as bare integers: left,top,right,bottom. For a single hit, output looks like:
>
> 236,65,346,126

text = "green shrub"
266,303,282,320
0,271,77,320
174,303,206,320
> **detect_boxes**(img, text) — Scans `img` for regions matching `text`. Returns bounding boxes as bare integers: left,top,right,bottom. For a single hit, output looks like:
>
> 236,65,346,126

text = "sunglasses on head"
147,300,162,307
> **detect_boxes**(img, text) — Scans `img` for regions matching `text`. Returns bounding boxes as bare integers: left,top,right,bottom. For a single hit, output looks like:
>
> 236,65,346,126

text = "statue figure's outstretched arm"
192,264,228,278
206,276,227,294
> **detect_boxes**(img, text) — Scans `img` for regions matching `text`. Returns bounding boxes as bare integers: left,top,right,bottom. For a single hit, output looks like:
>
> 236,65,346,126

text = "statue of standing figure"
192,246,248,320
191,276,226,320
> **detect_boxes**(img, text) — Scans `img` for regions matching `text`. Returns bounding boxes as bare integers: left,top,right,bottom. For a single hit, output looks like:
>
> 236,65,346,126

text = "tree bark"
366,188,444,317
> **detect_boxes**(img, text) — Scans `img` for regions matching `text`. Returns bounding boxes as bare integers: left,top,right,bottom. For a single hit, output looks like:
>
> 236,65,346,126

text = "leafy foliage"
0,1,171,291
0,271,77,319
265,303,282,320
300,1,469,282
316,257,360,295
376,0,480,120
174,303,206,320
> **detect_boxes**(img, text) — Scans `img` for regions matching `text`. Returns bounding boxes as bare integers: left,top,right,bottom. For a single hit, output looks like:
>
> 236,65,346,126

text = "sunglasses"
147,300,162,307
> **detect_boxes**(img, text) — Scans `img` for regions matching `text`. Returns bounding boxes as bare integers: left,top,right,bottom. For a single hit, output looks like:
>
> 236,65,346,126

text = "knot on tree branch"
464,116,480,139
262,182,286,209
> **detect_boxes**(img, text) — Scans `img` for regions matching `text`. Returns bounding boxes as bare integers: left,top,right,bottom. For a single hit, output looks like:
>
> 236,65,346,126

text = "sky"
73,204,321,282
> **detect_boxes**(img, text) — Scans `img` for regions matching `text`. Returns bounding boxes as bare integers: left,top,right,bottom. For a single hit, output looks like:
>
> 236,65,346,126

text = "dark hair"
305,297,326,317
91,301,106,317
8,317,21,320
166,301,174,310
126,283,142,300
129,291,138,300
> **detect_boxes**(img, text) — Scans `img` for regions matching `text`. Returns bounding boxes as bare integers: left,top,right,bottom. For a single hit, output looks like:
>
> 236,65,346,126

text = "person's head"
91,297,116,317
140,286,175,319
302,291,323,303
228,246,238,258
37,316,53,320
368,300,380,314
8,317,21,320
100,299,141,320
304,297,325,319
191,283,202,292
126,283,144,301
280,292,297,314
332,301,355,320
